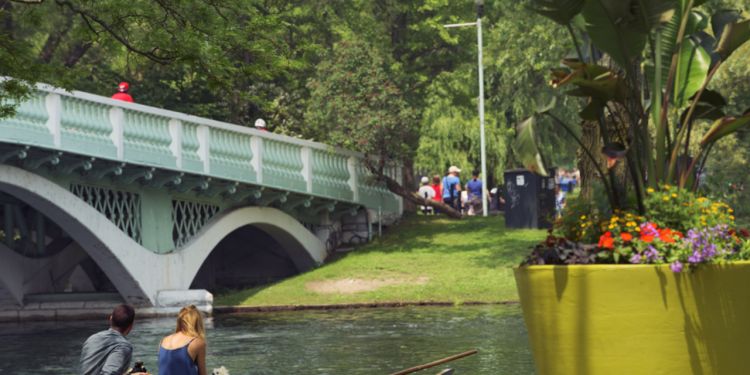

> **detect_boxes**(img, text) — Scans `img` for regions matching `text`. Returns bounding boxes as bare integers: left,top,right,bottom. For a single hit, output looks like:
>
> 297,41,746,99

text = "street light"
444,0,488,217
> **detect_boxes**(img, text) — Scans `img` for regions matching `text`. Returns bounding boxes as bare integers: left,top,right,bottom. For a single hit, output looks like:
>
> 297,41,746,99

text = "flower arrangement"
525,186,750,272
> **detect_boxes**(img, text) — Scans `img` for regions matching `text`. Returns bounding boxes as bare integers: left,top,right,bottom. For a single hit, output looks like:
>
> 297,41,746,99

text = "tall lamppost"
444,0,488,216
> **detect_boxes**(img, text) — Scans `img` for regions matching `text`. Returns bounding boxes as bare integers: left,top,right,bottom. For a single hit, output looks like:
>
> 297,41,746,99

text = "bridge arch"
0,165,160,305
177,206,327,289
0,165,327,307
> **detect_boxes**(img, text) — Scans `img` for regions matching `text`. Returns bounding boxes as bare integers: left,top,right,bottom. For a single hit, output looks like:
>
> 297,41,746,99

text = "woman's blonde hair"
175,305,205,339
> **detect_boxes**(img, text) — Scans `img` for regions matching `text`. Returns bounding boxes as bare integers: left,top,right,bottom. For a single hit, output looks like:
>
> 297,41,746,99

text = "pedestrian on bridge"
112,81,134,103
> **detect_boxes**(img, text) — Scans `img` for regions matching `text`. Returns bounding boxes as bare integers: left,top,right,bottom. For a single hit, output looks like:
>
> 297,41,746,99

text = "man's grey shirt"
79,328,133,375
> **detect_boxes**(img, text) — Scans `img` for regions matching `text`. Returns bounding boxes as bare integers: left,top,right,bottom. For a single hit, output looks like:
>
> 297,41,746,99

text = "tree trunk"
64,41,93,67
401,159,417,212
577,120,601,200
39,15,74,63
378,171,462,219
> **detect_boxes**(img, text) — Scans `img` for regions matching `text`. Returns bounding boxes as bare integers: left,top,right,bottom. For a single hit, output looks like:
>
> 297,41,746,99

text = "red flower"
598,232,614,249
659,228,677,244
641,234,655,243
620,232,633,242
740,228,750,238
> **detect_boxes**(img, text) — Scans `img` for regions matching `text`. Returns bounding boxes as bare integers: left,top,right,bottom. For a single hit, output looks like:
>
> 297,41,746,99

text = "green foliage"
415,69,509,182
305,40,417,166
644,185,735,231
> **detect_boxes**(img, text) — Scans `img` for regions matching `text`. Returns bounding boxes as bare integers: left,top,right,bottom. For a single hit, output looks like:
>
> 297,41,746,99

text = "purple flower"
644,246,661,262
630,253,642,264
670,261,684,273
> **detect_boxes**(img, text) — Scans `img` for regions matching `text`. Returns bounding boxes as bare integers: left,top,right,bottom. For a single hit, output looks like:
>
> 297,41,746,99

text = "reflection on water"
0,305,534,374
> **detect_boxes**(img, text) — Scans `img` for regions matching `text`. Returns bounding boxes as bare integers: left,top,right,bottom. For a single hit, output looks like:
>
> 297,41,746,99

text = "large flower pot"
514,262,750,375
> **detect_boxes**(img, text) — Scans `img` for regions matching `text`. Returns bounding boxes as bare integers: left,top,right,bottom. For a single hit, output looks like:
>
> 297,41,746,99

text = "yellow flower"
609,224,616,229
647,187,655,194
664,184,672,190
671,193,678,198
580,215,587,220
626,221,636,227
635,227,641,232
580,223,586,228
663,196,670,201
729,208,734,213
730,215,736,221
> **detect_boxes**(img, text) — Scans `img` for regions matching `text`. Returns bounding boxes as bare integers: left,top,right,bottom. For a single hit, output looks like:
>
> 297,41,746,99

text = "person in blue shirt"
466,170,485,216
442,166,462,212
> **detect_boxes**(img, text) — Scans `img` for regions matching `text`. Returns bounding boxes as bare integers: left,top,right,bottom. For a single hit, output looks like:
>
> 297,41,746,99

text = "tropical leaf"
647,10,708,91
716,19,750,60
673,37,710,108
580,0,649,66
555,63,627,103
700,114,750,146
632,0,679,30
529,0,585,25
513,116,548,176
679,89,727,124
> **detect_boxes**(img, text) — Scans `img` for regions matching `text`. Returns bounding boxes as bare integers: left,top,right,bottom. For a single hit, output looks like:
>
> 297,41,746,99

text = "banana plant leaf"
581,0,676,67
716,19,750,60
513,116,549,176
529,0,585,25
700,114,750,146
673,37,711,108
645,9,707,92
679,89,726,124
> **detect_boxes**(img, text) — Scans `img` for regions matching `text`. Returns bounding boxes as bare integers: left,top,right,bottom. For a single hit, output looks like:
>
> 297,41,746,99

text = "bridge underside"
0,162,359,321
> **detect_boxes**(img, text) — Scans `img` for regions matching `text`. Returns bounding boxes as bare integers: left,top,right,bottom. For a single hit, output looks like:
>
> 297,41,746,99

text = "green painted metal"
0,84,403,253
172,199,220,248
69,183,142,244
140,190,175,253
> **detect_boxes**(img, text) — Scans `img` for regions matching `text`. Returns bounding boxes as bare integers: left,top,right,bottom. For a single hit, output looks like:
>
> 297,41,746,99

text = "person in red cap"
112,82,134,103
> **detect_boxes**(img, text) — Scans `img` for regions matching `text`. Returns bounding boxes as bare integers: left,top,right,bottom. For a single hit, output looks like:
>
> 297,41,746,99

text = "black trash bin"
503,168,556,229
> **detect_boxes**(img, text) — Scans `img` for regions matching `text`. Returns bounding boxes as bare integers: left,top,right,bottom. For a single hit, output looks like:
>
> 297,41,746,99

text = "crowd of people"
417,165,496,217
80,304,208,375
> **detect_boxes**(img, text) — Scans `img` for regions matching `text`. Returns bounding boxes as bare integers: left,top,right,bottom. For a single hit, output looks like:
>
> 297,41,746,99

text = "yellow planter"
514,262,750,375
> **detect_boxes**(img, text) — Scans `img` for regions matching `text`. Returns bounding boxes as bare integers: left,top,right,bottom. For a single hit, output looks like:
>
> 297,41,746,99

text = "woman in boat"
158,305,207,375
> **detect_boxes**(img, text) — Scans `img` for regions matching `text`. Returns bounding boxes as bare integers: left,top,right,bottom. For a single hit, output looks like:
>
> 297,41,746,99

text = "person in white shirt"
417,176,436,215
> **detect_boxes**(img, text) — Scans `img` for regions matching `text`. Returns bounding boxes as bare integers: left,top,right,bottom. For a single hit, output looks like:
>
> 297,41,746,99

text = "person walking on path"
442,166,462,213
80,304,147,375
417,176,436,214
111,82,134,103
158,305,208,375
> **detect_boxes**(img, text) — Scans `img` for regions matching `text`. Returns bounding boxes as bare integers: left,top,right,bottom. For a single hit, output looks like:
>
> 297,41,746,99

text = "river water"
0,305,534,374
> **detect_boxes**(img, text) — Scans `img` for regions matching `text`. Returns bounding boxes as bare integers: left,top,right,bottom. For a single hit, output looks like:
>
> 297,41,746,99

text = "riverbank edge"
214,300,519,314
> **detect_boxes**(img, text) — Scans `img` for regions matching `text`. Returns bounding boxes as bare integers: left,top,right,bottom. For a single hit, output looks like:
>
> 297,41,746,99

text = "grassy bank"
216,215,545,306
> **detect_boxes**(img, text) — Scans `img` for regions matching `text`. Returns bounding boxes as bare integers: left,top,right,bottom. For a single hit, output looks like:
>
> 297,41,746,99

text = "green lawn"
215,215,545,306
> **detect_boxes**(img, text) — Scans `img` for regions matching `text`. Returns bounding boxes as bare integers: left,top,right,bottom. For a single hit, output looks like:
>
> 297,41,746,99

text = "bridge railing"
0,84,402,214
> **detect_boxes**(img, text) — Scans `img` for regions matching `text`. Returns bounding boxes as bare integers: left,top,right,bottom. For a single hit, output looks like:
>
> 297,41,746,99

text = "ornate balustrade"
0,84,402,216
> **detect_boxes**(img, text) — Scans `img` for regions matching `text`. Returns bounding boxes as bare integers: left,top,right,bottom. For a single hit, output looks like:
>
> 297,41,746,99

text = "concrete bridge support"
0,165,327,320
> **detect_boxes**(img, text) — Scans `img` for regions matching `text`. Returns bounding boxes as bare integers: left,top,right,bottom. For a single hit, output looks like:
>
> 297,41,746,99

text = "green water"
0,305,534,374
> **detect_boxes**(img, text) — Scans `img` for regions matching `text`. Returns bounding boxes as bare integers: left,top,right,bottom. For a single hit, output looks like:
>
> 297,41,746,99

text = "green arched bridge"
0,84,402,320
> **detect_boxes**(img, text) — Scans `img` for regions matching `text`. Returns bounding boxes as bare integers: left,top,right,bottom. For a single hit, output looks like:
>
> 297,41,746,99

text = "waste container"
503,168,556,229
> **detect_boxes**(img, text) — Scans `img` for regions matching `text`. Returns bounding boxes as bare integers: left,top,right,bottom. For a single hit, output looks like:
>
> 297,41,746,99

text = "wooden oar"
388,349,478,375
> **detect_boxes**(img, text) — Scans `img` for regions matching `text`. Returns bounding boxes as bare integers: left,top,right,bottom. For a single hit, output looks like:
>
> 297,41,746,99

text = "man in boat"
80,304,148,375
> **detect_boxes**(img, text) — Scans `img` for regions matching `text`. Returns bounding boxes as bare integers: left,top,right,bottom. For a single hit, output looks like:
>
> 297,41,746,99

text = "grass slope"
216,215,545,306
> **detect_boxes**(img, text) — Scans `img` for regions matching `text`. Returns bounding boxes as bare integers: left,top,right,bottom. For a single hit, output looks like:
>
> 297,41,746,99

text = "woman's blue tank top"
158,338,198,375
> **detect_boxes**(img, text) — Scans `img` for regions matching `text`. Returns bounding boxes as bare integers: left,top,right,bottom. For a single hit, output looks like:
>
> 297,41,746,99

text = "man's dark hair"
110,304,135,331
472,170,480,177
